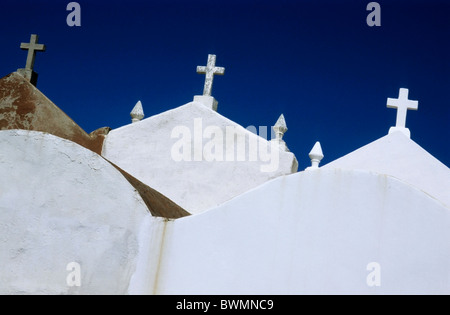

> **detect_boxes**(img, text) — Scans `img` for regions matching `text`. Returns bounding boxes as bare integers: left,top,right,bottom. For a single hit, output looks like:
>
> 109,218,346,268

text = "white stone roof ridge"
109,101,280,144
172,168,450,223
322,131,450,208
102,101,299,214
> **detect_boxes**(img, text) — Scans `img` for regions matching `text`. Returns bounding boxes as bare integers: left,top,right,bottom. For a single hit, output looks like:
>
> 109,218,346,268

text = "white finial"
387,88,418,138
272,114,289,151
130,101,144,123
306,142,324,170
274,114,287,140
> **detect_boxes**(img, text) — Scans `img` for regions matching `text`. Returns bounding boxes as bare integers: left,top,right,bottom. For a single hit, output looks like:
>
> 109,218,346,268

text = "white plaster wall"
155,169,450,295
322,131,450,208
0,130,162,295
102,102,298,214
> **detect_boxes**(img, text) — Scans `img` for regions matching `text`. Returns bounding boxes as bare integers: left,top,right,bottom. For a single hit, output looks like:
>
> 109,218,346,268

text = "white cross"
197,54,225,97
20,34,46,71
387,88,418,129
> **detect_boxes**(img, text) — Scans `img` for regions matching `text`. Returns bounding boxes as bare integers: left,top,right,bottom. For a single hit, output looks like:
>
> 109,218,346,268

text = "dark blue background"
0,0,448,169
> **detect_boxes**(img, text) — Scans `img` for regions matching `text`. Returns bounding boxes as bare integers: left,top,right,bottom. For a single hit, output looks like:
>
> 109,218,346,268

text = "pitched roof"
0,72,108,155
103,101,298,214
322,131,450,208
0,72,189,219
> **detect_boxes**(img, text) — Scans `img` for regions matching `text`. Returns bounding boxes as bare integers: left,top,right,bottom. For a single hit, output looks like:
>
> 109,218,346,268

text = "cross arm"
197,66,207,74
386,98,399,108
214,67,225,75
387,97,418,110
20,43,46,51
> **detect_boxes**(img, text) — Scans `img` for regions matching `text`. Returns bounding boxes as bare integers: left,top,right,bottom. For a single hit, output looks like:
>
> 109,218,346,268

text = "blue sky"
0,0,449,168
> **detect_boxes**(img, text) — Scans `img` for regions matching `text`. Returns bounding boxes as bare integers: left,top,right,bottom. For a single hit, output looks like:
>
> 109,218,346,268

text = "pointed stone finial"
387,88,418,138
306,142,324,170
274,114,287,140
130,101,144,123
271,114,289,151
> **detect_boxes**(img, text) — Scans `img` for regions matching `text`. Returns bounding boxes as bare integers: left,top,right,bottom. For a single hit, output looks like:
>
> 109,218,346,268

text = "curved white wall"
0,130,159,295
3,130,449,295
155,169,450,294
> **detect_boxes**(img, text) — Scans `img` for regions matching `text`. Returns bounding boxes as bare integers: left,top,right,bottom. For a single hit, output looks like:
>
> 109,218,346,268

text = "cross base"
17,68,38,86
389,126,411,138
193,95,218,112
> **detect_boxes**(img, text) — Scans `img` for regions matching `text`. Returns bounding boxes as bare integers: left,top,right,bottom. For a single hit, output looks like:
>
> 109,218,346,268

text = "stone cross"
387,88,418,129
20,34,46,71
197,54,225,96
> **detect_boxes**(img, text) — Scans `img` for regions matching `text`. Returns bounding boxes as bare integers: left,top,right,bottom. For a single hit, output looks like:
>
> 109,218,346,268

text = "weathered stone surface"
196,54,225,97
271,114,289,152
16,68,38,86
0,72,108,155
20,34,45,71
0,72,189,219
130,100,144,123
